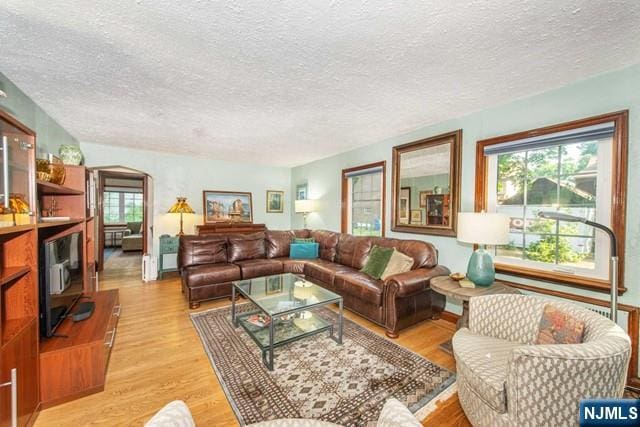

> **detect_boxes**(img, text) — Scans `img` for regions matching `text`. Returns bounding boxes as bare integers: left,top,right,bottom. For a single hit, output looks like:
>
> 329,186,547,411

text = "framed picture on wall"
419,190,432,208
399,187,411,224
410,209,423,225
296,183,308,200
266,190,284,213
203,190,253,223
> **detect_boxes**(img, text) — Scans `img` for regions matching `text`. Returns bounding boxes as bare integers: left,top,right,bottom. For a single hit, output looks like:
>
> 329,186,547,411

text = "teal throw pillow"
360,245,395,279
290,243,319,259
293,238,315,243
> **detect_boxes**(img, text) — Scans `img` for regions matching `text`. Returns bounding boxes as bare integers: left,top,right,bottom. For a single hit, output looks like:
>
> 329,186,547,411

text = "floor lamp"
538,211,618,323
168,197,195,236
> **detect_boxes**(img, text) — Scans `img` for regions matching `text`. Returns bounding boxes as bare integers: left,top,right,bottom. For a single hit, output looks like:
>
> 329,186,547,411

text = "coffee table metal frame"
231,275,343,371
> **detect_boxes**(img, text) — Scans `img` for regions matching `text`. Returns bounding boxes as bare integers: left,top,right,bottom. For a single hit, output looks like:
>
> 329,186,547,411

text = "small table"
431,276,521,353
231,273,343,371
158,235,180,279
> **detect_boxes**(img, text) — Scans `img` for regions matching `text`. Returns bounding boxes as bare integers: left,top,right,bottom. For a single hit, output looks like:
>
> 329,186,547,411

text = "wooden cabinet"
0,110,39,427
1,320,39,427
425,194,450,226
196,222,266,235
39,290,119,408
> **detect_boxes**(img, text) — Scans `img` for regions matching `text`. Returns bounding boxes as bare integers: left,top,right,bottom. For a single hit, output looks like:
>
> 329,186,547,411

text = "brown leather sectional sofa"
178,229,450,338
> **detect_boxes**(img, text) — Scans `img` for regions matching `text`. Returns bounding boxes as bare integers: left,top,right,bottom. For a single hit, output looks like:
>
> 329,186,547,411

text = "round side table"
431,276,521,353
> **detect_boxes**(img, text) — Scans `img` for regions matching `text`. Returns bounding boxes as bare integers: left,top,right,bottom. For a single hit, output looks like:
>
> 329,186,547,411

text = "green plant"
526,235,585,264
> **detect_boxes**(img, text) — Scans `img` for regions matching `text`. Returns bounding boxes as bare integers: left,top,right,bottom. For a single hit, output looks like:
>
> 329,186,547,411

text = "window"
341,162,386,236
103,191,144,224
476,111,627,292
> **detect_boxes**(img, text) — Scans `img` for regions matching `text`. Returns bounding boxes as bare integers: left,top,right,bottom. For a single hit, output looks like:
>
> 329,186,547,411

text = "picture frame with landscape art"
296,183,308,200
266,190,284,213
410,209,422,224
203,190,253,224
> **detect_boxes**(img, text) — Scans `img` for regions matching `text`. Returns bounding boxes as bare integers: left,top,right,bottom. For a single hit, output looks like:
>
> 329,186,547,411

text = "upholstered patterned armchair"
452,294,631,427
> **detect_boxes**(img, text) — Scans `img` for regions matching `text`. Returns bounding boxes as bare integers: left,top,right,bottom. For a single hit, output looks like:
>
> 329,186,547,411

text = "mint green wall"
0,72,79,156
80,142,293,259
400,174,450,214
292,64,640,316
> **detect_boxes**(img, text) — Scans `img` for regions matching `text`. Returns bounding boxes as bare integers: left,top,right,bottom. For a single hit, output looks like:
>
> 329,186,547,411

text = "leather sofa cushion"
336,234,373,270
265,230,295,258
183,263,240,288
334,271,384,306
293,229,311,239
235,259,284,279
304,259,351,288
452,328,522,413
371,237,438,269
179,235,228,269
310,230,339,262
227,232,266,263
274,257,308,274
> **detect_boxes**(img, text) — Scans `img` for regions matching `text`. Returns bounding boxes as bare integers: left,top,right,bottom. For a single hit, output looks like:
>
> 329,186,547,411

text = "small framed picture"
419,191,432,208
266,190,284,213
296,183,308,200
266,275,283,295
410,209,423,224
399,187,411,224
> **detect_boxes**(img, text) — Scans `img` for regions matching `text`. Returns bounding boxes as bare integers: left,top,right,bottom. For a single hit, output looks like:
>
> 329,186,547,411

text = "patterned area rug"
191,304,455,426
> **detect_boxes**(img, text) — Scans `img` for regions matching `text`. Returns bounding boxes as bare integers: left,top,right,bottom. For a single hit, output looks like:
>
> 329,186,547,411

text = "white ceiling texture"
1,1,639,167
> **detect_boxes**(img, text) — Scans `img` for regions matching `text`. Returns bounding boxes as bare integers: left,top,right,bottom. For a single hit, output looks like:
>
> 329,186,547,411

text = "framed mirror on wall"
391,130,462,236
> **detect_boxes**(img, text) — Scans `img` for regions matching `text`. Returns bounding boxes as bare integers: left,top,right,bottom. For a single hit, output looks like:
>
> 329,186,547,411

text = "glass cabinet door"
0,118,35,227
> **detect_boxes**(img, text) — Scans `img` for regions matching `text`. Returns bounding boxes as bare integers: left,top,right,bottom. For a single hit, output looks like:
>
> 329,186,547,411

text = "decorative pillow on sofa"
293,237,315,243
535,304,585,345
290,243,319,259
361,245,394,279
380,249,414,280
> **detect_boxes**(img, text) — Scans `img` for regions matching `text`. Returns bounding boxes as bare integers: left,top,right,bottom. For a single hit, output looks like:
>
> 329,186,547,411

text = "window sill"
494,263,626,295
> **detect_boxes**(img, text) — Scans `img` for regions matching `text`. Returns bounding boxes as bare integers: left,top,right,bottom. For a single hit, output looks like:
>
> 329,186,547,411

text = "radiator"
142,254,158,282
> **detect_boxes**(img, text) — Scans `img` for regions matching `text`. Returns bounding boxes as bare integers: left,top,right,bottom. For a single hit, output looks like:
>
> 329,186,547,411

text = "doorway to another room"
96,168,152,283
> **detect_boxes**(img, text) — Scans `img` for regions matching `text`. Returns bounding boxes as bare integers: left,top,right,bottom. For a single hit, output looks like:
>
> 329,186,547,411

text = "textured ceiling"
1,1,639,167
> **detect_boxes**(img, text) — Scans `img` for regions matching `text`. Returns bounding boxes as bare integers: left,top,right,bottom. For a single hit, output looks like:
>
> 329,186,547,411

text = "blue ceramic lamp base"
466,248,495,287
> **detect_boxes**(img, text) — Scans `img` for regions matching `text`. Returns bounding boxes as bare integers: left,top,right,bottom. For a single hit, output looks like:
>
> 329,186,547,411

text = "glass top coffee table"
231,273,343,371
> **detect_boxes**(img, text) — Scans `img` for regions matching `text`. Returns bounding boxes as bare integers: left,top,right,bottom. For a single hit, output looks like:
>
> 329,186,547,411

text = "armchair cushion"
452,328,521,413
535,304,585,345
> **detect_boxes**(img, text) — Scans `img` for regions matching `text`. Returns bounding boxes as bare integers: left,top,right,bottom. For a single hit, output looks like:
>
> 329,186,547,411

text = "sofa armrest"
384,266,450,298
506,336,631,426
123,229,132,237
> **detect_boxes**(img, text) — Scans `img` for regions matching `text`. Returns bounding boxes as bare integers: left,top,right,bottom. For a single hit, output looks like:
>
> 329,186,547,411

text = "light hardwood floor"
35,256,470,426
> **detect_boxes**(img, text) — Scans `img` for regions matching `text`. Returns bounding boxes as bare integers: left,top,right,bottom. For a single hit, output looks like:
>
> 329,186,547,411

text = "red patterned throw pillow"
535,305,586,345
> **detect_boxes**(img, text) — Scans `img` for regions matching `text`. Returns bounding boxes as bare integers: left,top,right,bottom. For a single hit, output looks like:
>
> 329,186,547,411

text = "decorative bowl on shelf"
36,155,66,185
449,272,466,281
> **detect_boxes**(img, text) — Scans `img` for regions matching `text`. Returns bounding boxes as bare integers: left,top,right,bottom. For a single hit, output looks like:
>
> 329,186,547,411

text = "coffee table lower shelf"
236,311,340,369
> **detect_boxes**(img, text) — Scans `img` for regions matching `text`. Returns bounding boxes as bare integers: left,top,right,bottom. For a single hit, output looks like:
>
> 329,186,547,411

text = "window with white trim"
343,164,384,237
484,122,615,282
103,191,143,224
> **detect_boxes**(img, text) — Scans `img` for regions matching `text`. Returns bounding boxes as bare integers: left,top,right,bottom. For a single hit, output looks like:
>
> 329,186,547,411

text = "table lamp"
168,197,195,236
457,212,510,286
295,199,314,228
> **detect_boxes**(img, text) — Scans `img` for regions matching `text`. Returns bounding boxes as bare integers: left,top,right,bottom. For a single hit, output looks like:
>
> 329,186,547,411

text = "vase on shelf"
58,144,83,165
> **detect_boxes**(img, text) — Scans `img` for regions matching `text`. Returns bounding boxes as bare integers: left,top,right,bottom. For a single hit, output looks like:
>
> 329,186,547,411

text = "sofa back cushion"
264,230,295,259
310,230,340,262
293,229,311,239
336,234,373,269
227,232,266,263
178,235,227,269
371,237,438,269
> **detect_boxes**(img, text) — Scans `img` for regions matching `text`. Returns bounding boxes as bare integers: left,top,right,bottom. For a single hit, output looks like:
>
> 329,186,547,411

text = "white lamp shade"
295,199,314,213
457,212,510,245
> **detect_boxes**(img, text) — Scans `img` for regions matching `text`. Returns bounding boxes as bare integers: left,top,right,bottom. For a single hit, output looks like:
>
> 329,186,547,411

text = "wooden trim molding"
475,111,628,294
341,161,386,236
391,130,462,236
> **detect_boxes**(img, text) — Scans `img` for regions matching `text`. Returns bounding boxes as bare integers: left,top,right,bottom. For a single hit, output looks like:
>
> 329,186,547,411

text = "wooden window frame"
341,161,386,236
475,111,628,294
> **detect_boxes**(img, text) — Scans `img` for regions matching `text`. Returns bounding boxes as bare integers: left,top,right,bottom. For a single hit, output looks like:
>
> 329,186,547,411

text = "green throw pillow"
361,245,395,279
293,238,315,243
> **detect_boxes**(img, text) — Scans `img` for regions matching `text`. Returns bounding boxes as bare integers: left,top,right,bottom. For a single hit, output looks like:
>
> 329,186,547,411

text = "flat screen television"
39,231,84,338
